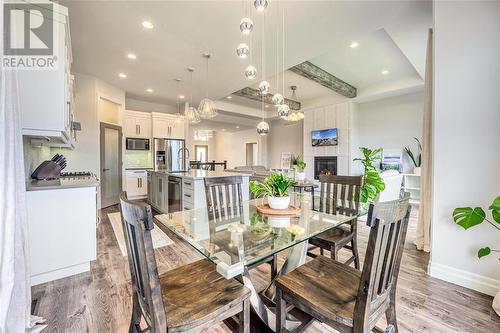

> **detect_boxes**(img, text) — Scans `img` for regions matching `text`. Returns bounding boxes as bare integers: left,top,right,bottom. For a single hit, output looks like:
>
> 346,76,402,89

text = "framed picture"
280,152,292,170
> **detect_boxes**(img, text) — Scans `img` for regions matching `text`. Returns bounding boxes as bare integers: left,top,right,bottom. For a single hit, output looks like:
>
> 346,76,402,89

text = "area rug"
108,212,174,256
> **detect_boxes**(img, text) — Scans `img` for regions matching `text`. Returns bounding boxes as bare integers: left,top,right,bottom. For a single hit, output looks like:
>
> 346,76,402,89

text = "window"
195,145,208,163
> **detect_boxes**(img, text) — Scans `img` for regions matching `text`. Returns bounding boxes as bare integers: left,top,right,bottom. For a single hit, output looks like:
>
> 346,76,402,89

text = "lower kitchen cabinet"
147,171,168,213
125,170,148,199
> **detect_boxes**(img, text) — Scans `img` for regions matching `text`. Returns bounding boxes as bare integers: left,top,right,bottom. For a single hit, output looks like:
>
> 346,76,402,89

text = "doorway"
100,123,122,208
246,142,258,166
194,145,208,163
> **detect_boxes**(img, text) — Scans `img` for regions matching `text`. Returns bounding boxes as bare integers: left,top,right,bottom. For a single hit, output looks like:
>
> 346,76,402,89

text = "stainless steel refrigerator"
154,138,186,171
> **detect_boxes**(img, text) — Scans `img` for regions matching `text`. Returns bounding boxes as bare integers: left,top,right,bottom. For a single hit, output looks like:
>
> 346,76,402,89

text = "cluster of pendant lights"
236,0,302,135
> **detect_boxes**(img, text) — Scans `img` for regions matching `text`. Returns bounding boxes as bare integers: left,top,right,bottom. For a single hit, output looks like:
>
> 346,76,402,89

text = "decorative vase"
493,290,500,316
413,167,421,176
268,216,291,228
296,172,306,181
268,196,290,210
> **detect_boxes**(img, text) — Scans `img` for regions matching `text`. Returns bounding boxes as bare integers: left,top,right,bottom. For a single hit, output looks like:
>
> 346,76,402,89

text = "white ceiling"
62,0,431,110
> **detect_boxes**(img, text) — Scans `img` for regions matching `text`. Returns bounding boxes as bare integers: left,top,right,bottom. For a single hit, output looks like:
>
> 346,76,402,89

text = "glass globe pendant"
272,93,284,106
277,104,290,118
240,17,253,35
258,80,270,95
254,0,268,11
245,66,257,80
257,121,269,135
236,43,250,58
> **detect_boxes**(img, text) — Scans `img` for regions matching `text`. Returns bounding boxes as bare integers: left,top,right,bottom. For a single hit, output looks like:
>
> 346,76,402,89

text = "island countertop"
147,169,251,180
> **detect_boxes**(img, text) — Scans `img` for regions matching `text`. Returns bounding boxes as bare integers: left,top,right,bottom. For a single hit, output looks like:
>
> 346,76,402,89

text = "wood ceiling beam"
232,87,301,110
289,61,357,98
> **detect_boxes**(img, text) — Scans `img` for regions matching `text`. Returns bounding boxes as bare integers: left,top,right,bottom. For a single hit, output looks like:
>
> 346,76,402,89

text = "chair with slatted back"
119,192,250,333
308,175,363,269
275,193,411,333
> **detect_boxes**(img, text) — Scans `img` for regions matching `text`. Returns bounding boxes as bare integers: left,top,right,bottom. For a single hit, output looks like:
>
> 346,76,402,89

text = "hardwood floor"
31,205,500,333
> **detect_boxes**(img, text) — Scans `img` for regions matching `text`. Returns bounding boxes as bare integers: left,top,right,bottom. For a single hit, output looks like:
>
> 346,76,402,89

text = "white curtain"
414,29,433,252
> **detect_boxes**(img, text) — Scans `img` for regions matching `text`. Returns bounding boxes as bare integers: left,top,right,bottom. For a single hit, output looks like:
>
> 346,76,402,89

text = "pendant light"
272,0,284,106
186,67,200,124
257,96,269,135
245,65,257,80
174,78,183,125
198,53,218,119
284,86,304,122
258,10,270,95
236,43,250,58
240,17,253,34
278,8,292,120
254,0,268,12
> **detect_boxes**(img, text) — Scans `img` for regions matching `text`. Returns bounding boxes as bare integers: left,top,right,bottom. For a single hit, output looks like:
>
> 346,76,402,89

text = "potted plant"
452,196,500,315
293,155,307,181
250,172,296,210
354,147,385,204
404,137,422,175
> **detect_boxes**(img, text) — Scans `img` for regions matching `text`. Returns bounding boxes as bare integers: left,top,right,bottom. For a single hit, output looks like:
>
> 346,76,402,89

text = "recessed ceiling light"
350,42,359,48
146,88,153,93
236,126,240,129
381,69,389,75
222,128,226,131
179,95,185,99
127,53,137,60
118,73,127,78
142,20,154,29
265,105,269,108
227,96,232,99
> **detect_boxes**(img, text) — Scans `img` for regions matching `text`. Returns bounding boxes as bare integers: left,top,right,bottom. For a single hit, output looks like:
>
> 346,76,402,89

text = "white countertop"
26,176,99,191
148,169,251,180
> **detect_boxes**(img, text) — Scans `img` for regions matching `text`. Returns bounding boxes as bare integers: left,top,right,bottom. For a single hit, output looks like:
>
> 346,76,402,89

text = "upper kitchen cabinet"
17,3,74,147
152,112,185,139
123,110,151,138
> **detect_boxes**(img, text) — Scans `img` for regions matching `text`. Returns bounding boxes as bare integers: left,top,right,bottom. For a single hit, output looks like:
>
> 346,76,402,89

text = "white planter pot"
296,172,306,181
413,167,421,176
268,196,290,210
493,290,500,317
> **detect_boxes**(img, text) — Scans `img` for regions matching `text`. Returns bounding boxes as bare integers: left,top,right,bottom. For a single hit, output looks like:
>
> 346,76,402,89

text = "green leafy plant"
293,155,307,172
452,196,500,259
353,147,385,203
404,137,422,168
250,172,296,198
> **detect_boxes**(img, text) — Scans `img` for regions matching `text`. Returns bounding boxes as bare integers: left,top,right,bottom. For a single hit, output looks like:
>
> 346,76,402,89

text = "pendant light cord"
205,56,209,98
282,8,285,96
276,1,279,94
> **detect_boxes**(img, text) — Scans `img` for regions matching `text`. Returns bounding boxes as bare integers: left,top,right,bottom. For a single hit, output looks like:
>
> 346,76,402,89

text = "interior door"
100,123,122,208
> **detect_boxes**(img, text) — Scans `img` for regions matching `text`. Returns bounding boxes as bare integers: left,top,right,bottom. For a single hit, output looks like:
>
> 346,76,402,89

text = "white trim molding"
429,261,500,296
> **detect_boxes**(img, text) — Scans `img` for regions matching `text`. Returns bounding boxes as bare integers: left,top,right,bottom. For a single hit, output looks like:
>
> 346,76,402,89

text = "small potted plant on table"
293,156,307,181
250,173,296,210
404,137,422,175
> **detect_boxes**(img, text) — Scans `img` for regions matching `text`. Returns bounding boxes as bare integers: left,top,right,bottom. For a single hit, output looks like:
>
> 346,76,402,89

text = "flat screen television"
311,128,338,146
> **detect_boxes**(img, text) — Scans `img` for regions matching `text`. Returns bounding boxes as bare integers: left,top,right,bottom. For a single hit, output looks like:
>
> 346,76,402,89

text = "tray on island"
256,204,301,216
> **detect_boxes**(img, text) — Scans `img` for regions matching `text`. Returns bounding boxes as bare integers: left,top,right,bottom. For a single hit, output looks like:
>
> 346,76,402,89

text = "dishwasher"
167,176,182,213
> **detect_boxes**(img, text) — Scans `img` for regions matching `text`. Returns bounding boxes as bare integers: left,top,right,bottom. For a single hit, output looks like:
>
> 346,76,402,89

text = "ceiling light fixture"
240,17,254,35
141,20,154,29
284,86,304,122
227,96,232,99
245,65,257,80
118,73,127,78
179,95,185,99
254,0,268,12
236,126,240,129
236,43,250,58
197,53,218,119
146,88,153,93
272,0,284,106
258,12,270,95
127,53,137,60
350,42,359,48
381,69,389,75
186,67,201,124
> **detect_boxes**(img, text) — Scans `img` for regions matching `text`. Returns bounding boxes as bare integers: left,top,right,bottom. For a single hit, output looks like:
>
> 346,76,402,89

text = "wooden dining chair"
119,192,250,333
308,175,363,269
275,193,411,333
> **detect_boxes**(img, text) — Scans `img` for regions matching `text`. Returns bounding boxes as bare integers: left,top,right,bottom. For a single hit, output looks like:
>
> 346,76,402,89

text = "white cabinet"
18,4,74,147
124,110,151,138
152,112,185,139
148,171,168,213
125,170,148,198
403,174,420,205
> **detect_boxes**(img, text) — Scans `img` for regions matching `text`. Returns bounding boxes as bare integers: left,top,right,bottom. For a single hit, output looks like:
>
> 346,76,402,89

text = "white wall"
351,91,424,174
430,1,500,296
214,128,267,168
267,120,303,169
125,97,177,114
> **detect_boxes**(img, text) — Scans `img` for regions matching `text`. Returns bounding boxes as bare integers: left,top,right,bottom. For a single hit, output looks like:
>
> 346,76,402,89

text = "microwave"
126,138,150,150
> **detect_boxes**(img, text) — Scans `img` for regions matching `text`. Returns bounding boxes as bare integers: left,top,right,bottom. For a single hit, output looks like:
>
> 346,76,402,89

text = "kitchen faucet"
178,147,190,171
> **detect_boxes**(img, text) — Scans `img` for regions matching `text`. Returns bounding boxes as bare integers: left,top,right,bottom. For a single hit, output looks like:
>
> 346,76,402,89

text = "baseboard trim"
429,261,500,296
31,262,90,286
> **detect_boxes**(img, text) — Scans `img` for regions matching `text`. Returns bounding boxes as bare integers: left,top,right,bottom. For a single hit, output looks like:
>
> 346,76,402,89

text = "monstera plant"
354,147,385,203
452,196,500,258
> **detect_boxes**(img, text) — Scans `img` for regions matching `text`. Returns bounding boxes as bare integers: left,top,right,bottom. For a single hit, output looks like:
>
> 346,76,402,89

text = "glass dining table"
155,192,362,331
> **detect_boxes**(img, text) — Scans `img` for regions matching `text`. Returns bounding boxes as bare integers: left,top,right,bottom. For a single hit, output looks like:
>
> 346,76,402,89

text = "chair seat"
311,225,353,247
160,259,251,331
275,255,361,328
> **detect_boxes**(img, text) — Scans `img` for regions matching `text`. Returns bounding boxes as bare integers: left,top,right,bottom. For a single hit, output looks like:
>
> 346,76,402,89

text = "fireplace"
314,156,337,180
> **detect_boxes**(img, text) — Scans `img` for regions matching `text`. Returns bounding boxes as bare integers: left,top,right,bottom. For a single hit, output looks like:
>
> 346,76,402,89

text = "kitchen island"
147,170,251,213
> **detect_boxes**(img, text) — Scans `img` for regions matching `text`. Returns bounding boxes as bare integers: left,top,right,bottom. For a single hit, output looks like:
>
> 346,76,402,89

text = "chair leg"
276,288,286,333
128,298,142,333
352,237,360,270
385,300,399,333
239,299,250,333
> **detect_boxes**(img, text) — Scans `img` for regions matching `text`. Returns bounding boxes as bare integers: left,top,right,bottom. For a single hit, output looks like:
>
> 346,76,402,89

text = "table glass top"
155,193,362,278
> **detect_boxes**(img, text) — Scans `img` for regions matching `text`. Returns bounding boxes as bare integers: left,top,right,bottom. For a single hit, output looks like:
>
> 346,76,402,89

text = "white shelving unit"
403,174,421,205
